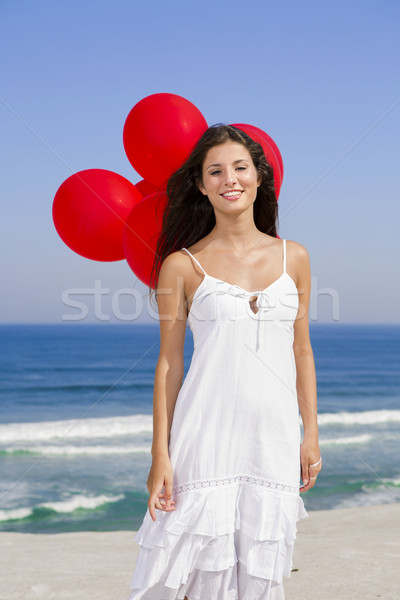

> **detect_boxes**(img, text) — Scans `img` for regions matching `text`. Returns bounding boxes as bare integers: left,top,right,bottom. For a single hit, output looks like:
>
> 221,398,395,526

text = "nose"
224,168,238,186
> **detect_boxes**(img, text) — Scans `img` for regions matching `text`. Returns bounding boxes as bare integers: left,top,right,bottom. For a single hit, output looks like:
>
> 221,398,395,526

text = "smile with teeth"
221,190,243,199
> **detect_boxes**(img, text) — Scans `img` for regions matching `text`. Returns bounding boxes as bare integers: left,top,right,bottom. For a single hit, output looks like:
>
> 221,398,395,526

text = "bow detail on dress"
214,282,274,352
232,289,273,352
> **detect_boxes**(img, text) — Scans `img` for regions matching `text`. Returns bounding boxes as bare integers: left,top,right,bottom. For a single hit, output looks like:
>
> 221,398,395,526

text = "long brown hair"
148,124,279,306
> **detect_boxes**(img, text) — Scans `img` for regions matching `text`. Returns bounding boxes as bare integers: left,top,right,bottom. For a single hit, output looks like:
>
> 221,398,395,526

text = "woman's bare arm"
146,251,190,520
151,252,189,458
290,242,321,491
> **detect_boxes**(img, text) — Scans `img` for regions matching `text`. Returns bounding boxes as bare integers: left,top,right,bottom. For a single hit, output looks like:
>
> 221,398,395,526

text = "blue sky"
1,0,399,324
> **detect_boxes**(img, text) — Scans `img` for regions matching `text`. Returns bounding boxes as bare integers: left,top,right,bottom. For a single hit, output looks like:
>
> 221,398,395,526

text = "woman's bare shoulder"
286,239,310,260
157,248,194,287
285,239,311,285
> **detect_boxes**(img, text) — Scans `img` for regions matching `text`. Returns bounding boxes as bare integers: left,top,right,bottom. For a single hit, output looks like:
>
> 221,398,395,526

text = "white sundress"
128,238,308,600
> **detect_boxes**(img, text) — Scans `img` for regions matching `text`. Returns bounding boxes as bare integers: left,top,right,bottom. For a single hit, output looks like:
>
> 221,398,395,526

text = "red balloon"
135,179,161,198
123,93,208,188
235,123,284,180
52,169,142,262
231,123,283,198
123,191,169,287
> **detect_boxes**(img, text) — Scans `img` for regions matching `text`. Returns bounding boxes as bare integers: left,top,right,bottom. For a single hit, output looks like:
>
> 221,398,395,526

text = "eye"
236,166,246,171
210,170,221,176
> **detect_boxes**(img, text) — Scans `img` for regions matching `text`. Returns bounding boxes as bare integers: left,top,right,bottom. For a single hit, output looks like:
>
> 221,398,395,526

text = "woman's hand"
147,453,176,521
299,435,322,493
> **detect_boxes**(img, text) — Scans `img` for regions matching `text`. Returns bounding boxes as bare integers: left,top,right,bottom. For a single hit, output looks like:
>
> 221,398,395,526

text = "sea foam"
0,493,124,522
1,409,399,446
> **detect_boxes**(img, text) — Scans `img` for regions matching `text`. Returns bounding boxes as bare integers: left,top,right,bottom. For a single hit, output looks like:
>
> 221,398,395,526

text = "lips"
221,190,243,200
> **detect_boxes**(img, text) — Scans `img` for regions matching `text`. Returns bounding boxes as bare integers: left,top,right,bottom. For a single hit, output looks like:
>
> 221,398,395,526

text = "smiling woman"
127,124,321,600
198,144,261,210
150,124,279,278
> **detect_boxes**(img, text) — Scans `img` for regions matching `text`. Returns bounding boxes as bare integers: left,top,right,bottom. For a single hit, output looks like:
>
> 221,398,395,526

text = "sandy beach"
1,503,398,600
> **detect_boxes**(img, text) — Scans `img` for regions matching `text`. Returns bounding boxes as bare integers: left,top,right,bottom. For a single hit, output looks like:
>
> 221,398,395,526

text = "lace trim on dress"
172,473,299,496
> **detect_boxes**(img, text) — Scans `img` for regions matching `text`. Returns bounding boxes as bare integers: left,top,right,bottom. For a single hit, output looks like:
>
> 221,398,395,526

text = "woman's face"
198,141,261,211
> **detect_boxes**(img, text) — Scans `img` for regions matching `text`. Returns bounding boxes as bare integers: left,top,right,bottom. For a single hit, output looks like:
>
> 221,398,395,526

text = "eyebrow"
206,159,249,170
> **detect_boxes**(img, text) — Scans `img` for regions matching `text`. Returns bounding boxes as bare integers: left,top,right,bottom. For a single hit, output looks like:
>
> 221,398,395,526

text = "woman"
129,125,322,600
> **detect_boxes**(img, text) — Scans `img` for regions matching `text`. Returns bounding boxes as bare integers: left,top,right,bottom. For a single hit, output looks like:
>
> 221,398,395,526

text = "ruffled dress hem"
128,481,308,600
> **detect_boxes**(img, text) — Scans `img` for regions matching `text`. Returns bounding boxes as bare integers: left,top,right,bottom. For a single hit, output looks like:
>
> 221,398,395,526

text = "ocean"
0,323,399,533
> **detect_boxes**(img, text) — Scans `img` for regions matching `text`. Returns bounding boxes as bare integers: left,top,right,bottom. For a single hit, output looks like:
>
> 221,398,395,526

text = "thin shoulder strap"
182,248,208,276
283,239,287,273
